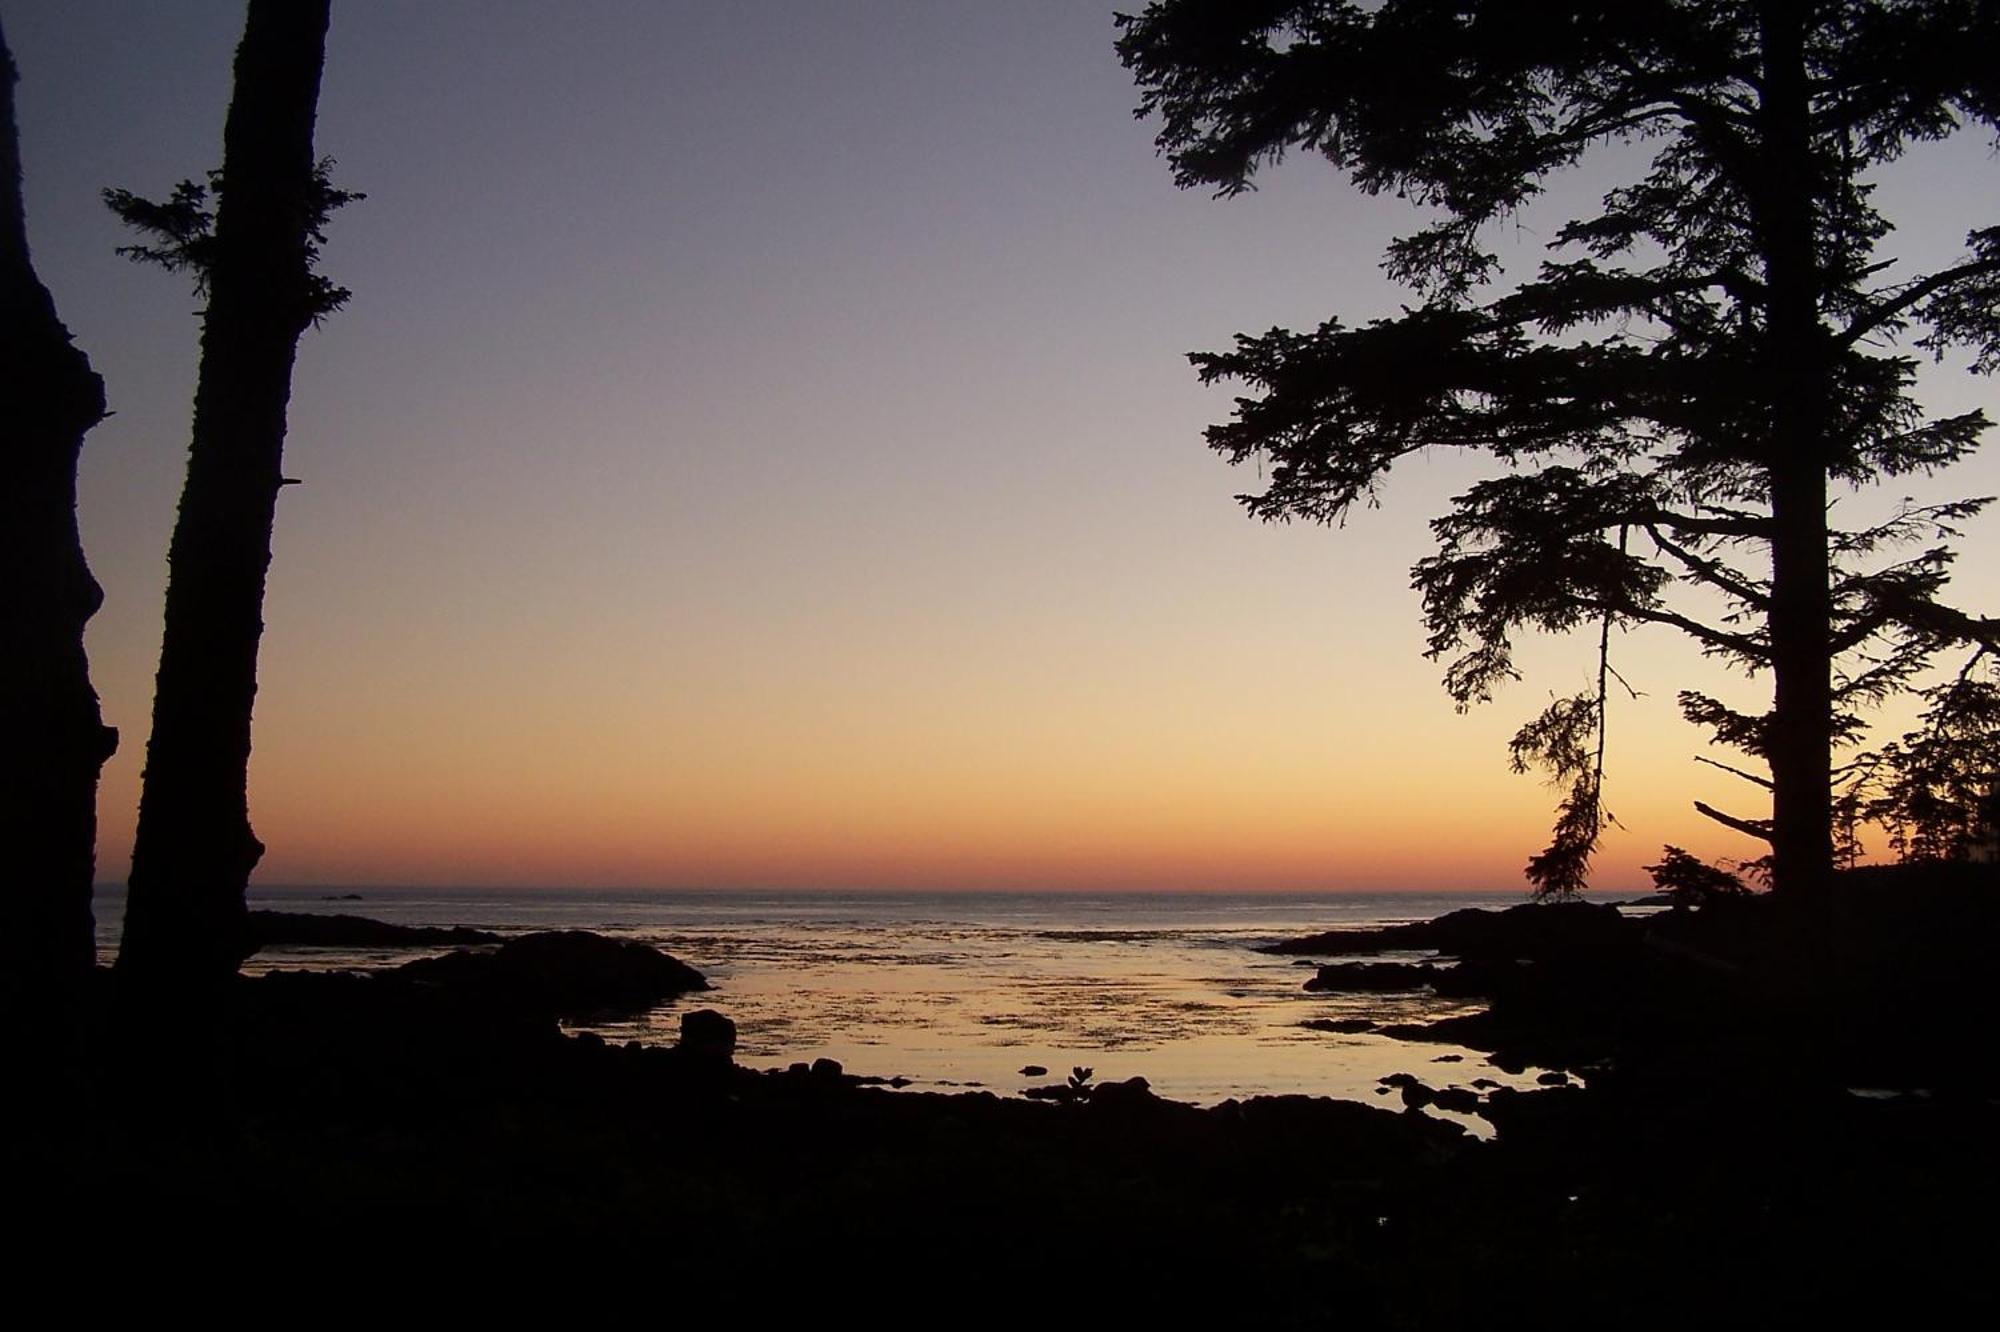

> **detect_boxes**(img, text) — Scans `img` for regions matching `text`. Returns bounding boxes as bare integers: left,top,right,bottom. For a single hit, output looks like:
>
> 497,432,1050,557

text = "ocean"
94,885,1563,1130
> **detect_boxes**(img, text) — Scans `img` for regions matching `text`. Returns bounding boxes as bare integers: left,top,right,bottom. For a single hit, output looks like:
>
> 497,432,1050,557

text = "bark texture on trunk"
0,19,118,1018
117,0,333,999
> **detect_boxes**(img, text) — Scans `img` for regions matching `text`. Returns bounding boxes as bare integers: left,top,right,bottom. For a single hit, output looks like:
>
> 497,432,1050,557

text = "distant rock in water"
394,930,707,1020
1021,1075,1154,1108
248,910,501,950
1302,961,1439,993
1264,900,1627,960
1304,959,1503,998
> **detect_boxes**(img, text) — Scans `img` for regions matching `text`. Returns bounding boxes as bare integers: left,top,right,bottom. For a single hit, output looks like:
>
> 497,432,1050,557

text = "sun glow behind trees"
9,2,1998,893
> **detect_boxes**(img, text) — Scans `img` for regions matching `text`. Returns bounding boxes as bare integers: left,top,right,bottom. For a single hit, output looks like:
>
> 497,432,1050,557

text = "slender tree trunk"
0,20,119,1028
116,0,333,1002
1756,0,1836,902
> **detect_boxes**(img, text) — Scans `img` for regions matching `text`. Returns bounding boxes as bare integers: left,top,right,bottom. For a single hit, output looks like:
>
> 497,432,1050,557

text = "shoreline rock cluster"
1281,862,2000,1097
16,869,1999,1317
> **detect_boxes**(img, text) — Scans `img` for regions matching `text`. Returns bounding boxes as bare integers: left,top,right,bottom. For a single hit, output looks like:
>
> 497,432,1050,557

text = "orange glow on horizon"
44,6,1994,900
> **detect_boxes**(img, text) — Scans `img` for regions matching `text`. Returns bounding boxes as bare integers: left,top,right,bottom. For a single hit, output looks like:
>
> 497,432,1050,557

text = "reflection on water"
95,886,1565,1127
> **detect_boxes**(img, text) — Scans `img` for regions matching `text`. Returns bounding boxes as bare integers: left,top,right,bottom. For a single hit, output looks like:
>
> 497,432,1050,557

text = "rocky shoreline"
15,868,1998,1318
1273,864,2000,1092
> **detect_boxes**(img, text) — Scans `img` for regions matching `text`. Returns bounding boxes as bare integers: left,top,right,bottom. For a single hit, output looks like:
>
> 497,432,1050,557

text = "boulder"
678,1008,736,1058
393,930,707,1020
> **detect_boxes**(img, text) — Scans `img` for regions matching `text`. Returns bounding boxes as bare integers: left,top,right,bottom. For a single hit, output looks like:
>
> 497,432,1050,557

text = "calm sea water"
94,886,1565,1129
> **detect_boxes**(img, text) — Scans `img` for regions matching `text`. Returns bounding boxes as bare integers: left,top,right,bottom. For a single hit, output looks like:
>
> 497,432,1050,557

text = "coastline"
25,870,1996,1317
94,885,1545,1110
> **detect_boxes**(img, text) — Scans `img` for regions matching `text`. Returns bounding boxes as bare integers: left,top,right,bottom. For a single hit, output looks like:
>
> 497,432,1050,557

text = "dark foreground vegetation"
13,868,1998,1323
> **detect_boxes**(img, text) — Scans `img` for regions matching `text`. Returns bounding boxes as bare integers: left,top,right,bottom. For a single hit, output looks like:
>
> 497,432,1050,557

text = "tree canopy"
1118,0,2000,897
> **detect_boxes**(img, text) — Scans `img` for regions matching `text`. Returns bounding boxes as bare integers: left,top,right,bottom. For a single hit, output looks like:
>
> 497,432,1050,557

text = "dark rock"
1536,1070,1570,1086
249,910,502,950
1085,1076,1155,1112
393,930,707,1020
1431,1086,1481,1114
1266,900,1629,961
678,1008,736,1058
1019,1064,1048,1076
1301,1018,1377,1034
1304,961,1438,992
1398,1082,1437,1111
810,1057,844,1079
1432,1054,1464,1062
1475,1084,1591,1136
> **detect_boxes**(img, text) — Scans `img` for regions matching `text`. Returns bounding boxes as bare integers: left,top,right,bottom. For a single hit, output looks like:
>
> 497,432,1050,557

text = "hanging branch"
1592,530,1619,798
1513,526,1629,901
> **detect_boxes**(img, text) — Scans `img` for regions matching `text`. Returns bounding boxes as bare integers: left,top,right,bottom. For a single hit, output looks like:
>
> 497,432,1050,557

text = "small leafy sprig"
104,157,362,324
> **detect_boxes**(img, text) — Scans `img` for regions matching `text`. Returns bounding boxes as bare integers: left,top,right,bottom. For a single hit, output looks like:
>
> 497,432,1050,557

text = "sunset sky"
11,1,1999,892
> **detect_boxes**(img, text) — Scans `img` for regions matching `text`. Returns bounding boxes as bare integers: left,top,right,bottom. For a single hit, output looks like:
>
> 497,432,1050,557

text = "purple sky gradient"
9,1,1997,890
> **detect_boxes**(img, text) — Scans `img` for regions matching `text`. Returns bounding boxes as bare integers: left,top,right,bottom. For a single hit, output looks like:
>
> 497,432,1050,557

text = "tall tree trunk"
1757,0,1836,902
116,0,333,1002
0,19,119,1028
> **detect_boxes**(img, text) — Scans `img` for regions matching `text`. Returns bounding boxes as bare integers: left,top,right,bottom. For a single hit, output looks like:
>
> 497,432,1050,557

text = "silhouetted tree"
110,0,354,1000
1,18,119,1021
1860,649,2000,860
1644,844,1749,907
1118,1,2000,899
